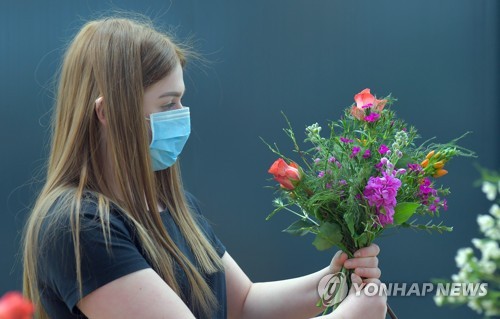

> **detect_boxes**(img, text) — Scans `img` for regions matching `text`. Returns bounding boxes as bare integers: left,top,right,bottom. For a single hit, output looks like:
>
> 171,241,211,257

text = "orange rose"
354,88,375,109
0,292,34,319
353,88,384,120
268,158,301,190
350,105,366,120
373,98,387,112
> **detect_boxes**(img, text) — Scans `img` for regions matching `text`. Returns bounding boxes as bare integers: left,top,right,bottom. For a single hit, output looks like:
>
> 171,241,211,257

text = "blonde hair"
23,17,223,318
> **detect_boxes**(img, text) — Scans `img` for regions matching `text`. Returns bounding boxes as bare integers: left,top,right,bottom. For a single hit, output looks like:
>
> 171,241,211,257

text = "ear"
95,96,107,125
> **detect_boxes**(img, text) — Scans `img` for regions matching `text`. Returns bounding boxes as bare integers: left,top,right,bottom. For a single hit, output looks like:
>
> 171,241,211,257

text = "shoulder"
37,191,151,314
40,191,131,240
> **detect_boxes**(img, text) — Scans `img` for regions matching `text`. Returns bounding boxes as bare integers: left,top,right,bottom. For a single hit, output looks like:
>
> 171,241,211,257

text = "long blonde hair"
23,17,223,318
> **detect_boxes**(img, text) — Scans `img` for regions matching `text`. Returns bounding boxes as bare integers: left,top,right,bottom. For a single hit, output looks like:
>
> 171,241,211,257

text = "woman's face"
143,63,185,118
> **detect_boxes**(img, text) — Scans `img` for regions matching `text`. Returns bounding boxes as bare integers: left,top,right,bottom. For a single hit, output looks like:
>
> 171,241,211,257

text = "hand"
329,244,381,282
331,273,387,319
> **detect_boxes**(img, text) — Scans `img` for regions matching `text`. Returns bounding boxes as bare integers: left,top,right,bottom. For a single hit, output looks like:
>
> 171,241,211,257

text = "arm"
77,268,196,319
225,244,384,319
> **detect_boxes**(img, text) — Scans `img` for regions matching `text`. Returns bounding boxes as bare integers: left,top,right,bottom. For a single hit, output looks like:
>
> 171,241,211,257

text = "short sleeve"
184,192,226,258
38,200,151,314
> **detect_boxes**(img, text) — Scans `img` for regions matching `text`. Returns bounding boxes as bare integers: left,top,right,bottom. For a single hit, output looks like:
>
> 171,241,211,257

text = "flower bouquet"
264,88,475,315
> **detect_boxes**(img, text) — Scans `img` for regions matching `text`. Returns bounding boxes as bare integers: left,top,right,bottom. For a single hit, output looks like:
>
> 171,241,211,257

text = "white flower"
485,227,500,240
455,247,473,268
490,204,500,219
477,215,495,233
305,123,321,137
482,181,497,201
434,294,445,306
478,260,496,274
481,299,499,316
468,298,483,314
480,240,500,260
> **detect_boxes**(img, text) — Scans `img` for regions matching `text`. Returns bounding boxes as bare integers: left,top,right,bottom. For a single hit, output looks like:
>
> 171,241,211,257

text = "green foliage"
264,90,473,255
393,202,420,225
312,222,343,251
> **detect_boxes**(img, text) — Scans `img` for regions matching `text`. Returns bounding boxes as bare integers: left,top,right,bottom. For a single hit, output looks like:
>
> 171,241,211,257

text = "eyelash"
164,102,178,109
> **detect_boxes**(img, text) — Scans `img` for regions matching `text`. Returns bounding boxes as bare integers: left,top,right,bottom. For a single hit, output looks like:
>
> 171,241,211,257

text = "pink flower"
363,149,372,159
364,113,380,122
340,137,354,143
350,146,361,158
378,144,390,155
0,292,35,319
268,158,301,190
363,172,402,227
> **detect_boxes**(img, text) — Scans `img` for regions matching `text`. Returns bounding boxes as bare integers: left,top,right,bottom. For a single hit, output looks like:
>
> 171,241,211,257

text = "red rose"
0,292,34,319
268,158,301,190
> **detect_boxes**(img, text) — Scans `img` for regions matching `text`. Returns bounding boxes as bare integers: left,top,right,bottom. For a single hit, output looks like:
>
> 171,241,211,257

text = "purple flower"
363,149,371,159
418,178,438,205
363,172,402,227
364,113,380,122
442,199,448,211
314,158,321,164
326,183,332,189
429,204,437,212
362,103,373,109
407,163,422,173
340,137,354,143
396,168,406,175
350,146,361,158
318,171,325,178
328,156,336,163
339,179,347,186
379,144,390,155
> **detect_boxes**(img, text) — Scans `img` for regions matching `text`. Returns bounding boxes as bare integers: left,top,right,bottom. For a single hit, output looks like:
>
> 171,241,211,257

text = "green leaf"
312,222,343,251
394,202,420,225
282,219,317,236
344,213,356,237
355,233,369,247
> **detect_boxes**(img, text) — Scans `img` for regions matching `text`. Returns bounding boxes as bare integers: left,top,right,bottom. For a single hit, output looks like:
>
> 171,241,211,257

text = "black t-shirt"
37,193,227,319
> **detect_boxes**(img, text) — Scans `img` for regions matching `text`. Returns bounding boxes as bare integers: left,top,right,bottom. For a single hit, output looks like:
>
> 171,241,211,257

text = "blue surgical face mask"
148,107,191,171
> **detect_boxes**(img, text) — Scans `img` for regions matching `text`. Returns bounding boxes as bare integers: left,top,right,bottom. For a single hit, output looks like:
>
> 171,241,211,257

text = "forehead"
144,63,185,97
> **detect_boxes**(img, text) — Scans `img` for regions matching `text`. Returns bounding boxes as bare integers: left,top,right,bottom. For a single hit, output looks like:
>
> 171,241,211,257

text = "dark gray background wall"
1,1,499,318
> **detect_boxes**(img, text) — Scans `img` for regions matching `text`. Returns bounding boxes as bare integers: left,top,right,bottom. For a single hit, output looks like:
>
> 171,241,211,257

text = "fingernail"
354,251,361,257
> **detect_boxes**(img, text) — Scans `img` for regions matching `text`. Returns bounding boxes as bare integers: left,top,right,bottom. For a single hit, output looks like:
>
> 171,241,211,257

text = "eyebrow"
158,89,185,99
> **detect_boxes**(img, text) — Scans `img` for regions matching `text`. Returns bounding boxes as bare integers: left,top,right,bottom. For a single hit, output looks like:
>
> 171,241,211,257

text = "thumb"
330,250,348,273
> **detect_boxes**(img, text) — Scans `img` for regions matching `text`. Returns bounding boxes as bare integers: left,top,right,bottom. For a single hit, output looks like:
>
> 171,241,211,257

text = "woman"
22,17,386,319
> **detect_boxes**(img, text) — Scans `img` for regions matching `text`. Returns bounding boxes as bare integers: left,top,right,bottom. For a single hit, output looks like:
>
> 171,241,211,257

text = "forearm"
240,266,331,319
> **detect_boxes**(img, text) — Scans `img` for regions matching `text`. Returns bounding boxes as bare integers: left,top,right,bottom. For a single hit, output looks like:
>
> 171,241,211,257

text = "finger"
354,243,380,258
330,250,348,273
348,272,365,295
354,267,381,279
362,278,381,285
343,256,379,269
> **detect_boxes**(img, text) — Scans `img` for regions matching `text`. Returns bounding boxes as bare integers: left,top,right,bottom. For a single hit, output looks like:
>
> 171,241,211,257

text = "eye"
163,101,179,110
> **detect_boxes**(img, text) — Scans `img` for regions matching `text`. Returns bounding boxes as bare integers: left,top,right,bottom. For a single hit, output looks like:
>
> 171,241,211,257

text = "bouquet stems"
318,265,398,319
